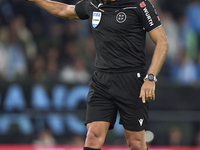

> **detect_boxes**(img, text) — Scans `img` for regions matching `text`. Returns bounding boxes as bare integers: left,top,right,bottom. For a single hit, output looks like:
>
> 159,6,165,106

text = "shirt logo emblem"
116,12,126,23
138,119,144,126
92,12,102,28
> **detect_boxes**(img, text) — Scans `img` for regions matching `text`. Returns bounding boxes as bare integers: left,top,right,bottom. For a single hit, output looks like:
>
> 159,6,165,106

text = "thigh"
124,129,145,141
86,71,117,130
86,121,110,137
85,121,110,148
124,129,147,149
111,71,149,131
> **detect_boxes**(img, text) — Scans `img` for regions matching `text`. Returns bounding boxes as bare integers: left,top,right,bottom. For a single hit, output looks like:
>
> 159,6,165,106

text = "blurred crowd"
147,0,200,85
0,0,200,84
0,0,94,83
30,126,200,146
1,0,200,146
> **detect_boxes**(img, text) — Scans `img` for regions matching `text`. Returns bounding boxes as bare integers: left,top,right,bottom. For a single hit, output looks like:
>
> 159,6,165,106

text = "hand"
139,79,155,103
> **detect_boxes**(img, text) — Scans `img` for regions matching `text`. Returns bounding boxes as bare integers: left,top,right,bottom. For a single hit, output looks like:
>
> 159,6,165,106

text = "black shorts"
85,68,149,131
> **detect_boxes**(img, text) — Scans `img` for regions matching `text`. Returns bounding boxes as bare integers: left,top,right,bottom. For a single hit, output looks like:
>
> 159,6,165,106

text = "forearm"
147,41,168,76
140,26,168,103
147,26,169,76
28,0,78,19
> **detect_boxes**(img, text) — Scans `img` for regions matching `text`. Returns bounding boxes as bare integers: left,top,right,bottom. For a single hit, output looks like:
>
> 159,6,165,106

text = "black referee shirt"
75,0,161,70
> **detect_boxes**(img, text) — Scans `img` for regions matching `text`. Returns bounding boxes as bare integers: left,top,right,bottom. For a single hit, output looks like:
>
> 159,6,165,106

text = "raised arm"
140,26,169,103
26,0,79,20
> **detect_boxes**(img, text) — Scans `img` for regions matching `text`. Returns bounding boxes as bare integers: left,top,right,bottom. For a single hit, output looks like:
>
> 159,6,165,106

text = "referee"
25,0,168,150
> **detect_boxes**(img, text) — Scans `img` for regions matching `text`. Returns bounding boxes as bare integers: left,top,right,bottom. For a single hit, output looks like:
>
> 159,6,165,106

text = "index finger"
142,91,146,103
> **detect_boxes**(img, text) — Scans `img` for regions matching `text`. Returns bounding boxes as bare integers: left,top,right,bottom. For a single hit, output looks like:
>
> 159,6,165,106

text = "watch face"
148,74,154,81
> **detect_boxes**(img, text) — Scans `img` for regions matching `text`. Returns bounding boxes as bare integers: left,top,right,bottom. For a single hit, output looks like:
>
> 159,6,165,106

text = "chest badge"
116,12,126,23
92,12,102,28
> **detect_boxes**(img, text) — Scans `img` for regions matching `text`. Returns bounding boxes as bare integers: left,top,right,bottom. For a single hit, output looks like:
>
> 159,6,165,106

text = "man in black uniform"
25,0,168,150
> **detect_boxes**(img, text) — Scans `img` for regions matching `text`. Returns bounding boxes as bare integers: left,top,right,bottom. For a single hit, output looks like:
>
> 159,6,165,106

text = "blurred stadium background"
0,0,200,149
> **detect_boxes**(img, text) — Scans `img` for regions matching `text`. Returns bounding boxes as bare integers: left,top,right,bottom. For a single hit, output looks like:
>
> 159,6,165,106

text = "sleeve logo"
157,16,160,21
92,12,102,28
140,1,146,8
140,1,154,27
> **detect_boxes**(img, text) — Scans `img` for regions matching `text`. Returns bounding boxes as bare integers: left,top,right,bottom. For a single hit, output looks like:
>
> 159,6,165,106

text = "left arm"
147,26,169,76
140,26,169,103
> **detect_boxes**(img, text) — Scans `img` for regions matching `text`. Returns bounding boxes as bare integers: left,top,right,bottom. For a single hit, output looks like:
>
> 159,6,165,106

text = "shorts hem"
123,126,147,132
120,123,148,132
85,119,114,130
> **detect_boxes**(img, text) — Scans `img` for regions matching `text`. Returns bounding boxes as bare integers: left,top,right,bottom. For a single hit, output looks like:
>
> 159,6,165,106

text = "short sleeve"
75,0,89,20
137,0,161,32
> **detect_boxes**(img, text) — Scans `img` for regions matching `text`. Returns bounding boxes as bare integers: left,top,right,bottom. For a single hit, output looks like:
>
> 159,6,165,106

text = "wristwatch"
144,74,157,82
